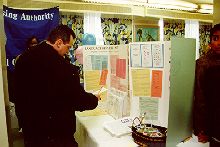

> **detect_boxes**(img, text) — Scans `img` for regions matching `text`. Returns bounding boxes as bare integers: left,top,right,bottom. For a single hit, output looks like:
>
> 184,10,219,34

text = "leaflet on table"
107,92,124,119
103,117,133,137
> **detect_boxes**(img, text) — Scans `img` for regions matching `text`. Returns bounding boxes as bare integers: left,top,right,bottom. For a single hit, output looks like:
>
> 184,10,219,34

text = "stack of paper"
103,117,133,137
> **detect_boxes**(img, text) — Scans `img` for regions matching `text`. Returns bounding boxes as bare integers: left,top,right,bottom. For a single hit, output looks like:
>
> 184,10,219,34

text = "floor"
10,102,24,147
11,128,24,147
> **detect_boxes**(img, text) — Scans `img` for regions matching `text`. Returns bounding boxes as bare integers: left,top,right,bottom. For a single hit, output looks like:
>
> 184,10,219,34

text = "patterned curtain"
163,20,185,41
60,14,84,64
101,18,132,45
199,23,212,56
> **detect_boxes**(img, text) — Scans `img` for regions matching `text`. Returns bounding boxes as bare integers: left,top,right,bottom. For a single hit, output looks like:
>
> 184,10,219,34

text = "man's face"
59,35,75,56
210,30,220,54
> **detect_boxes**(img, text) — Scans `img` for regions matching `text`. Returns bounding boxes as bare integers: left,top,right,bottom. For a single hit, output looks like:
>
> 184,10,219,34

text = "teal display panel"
166,38,196,147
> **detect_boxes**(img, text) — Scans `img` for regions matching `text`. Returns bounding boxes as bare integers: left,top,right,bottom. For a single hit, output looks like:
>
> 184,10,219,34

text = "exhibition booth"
73,39,209,147
1,0,214,146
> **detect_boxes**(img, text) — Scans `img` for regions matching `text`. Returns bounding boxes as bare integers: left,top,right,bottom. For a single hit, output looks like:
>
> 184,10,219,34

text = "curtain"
84,12,104,45
159,18,164,41
185,20,199,59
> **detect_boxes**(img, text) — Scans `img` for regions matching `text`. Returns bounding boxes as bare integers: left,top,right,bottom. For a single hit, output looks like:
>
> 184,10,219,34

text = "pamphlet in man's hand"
93,87,108,95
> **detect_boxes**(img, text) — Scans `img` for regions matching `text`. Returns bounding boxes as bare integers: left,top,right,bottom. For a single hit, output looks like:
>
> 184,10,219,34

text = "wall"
214,0,220,25
0,0,9,146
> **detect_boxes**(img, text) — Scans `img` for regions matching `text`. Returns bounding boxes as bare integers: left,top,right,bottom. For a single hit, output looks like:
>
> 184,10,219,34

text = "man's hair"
47,25,76,44
210,23,220,39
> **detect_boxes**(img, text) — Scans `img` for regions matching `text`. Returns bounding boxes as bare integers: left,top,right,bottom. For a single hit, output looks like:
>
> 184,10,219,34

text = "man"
193,24,220,147
14,25,99,147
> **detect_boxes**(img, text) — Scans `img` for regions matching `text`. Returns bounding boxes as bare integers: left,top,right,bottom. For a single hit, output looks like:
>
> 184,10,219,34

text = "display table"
75,112,209,147
74,112,138,147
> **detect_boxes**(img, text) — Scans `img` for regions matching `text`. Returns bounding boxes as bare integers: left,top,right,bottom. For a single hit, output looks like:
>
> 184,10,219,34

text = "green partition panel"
166,38,196,147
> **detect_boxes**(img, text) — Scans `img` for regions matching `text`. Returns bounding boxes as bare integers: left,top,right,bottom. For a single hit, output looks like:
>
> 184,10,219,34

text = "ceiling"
5,0,213,22
81,0,213,5
6,0,214,9
181,0,213,4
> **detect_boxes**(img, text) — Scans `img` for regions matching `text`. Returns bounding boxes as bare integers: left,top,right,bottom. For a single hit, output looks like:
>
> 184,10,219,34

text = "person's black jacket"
14,41,98,141
193,50,220,140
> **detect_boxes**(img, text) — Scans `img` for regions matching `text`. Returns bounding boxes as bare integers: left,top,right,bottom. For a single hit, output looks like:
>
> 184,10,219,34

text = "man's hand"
94,94,101,101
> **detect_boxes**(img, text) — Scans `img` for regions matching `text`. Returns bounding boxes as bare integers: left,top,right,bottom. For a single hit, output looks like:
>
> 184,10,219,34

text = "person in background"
26,36,39,49
74,46,83,65
15,36,39,62
19,36,39,130
74,46,84,82
14,25,100,147
8,36,39,102
193,23,220,147
8,36,39,133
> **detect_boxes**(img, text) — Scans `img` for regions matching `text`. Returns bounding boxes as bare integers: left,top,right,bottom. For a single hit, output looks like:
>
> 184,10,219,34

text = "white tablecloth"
74,112,138,147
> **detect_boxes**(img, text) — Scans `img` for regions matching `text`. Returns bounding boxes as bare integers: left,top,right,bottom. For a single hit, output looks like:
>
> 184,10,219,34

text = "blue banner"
3,6,59,71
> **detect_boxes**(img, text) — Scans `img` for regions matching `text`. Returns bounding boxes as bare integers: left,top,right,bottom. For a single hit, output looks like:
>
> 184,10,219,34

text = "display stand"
78,39,205,147
83,45,129,119
129,41,171,128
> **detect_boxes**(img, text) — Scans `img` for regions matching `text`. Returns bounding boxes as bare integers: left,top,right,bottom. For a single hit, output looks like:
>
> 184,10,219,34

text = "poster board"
166,38,196,147
129,41,171,127
81,39,196,145
83,45,129,119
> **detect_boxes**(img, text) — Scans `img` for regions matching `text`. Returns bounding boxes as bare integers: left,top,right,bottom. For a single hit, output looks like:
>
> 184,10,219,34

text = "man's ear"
55,39,63,48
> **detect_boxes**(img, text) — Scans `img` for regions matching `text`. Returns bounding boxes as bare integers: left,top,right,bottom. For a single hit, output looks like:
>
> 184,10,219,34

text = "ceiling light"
84,0,133,5
200,4,213,10
197,4,213,14
197,9,213,14
145,3,196,11
148,0,198,9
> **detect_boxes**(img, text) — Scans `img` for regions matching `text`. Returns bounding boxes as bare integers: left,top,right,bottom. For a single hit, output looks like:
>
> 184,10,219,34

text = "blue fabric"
82,33,96,45
3,6,59,71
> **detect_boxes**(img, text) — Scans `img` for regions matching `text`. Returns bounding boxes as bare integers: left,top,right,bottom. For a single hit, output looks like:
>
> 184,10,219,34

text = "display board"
83,45,129,119
80,39,196,146
129,41,171,127
166,38,196,147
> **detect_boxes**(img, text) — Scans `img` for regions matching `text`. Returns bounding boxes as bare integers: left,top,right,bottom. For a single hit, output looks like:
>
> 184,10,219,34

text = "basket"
131,124,167,147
